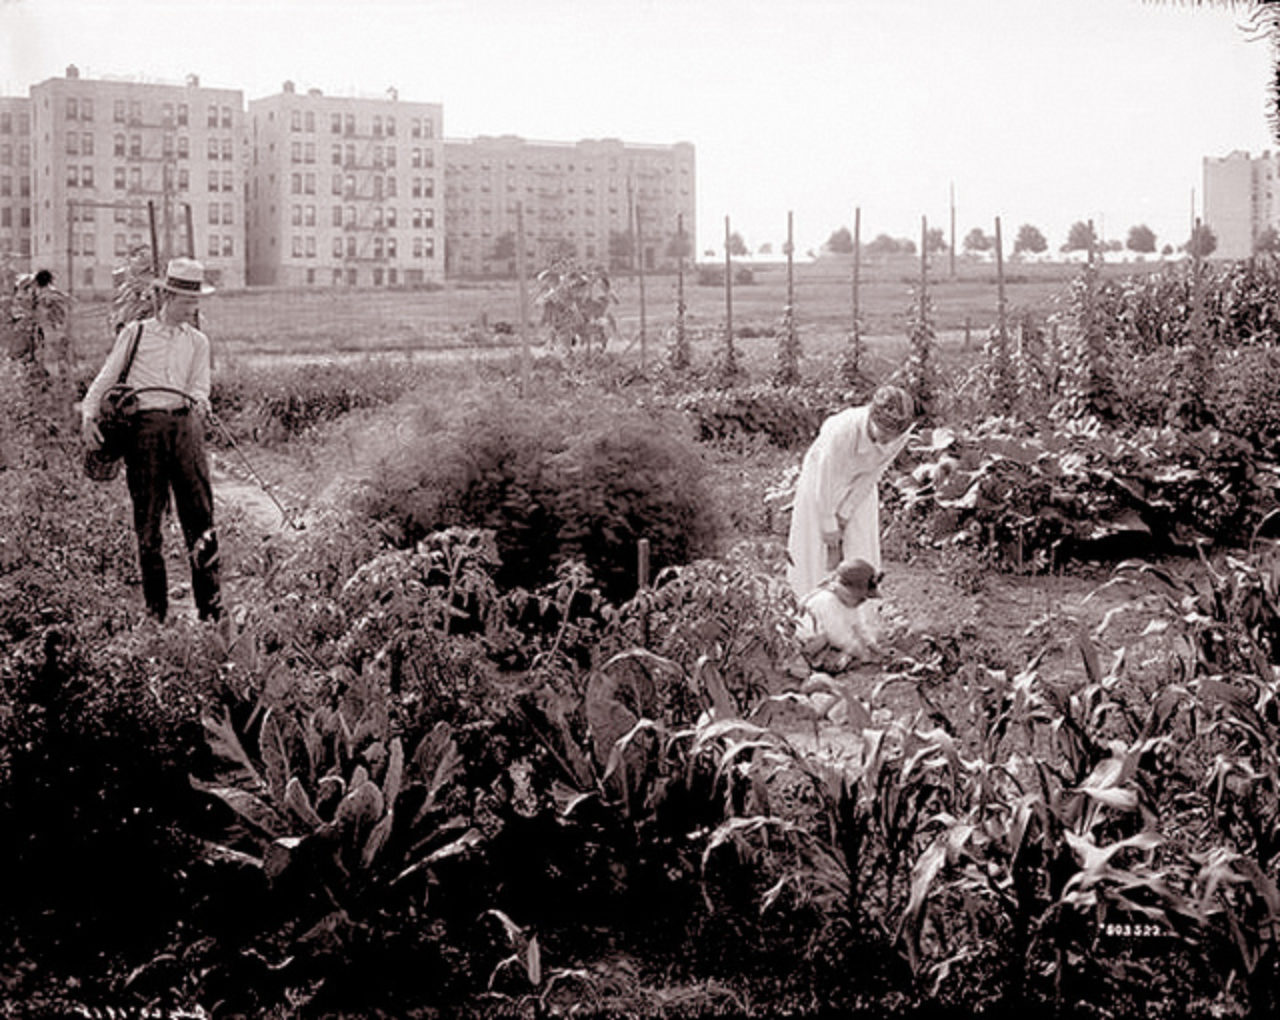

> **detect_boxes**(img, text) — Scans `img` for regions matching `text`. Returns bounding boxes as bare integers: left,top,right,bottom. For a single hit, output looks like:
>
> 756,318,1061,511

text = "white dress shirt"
82,317,211,420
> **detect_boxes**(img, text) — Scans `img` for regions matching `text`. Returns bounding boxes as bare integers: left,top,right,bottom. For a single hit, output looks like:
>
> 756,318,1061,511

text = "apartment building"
246,83,443,287
28,65,246,293
1203,149,1280,260
0,96,34,266
443,136,695,277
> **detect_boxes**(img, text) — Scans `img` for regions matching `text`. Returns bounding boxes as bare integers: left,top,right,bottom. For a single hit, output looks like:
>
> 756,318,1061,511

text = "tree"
1186,223,1217,259
758,242,773,255
825,226,854,253
1013,224,1048,256
925,227,948,254
1063,220,1098,253
1126,224,1157,254
665,232,692,259
727,231,749,257
536,258,618,352
1255,226,1280,255
963,227,993,253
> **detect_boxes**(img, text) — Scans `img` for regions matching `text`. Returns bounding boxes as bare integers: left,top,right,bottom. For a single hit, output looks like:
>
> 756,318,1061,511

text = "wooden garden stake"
516,201,529,396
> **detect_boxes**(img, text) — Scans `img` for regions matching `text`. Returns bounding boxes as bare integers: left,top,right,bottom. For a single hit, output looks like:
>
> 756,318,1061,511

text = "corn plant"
903,287,939,426
773,302,800,387
535,258,617,355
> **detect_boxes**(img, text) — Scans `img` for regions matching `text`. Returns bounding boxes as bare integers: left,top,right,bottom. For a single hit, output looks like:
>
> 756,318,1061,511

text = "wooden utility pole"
852,206,861,333
786,210,794,310
919,215,928,319
724,214,734,362
635,193,647,368
995,216,1007,343
949,182,956,280
184,202,196,258
516,201,530,395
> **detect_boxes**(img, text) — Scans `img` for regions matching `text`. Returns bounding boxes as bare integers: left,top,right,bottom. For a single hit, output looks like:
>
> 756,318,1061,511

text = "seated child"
798,558,884,672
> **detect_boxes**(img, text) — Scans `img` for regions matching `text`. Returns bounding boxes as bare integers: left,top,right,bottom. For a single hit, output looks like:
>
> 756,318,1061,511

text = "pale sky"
2,0,1275,256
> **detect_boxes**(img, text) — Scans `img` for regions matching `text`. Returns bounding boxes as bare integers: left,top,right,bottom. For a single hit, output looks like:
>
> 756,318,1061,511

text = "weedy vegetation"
3,254,1280,1017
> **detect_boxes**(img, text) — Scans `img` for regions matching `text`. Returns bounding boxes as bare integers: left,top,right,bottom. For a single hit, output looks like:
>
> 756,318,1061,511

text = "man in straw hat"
786,384,915,602
82,257,222,624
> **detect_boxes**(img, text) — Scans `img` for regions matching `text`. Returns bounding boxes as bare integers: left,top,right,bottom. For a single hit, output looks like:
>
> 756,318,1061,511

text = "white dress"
786,406,911,600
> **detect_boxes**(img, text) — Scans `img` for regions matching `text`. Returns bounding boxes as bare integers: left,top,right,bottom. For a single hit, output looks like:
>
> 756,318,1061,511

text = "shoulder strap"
115,321,144,388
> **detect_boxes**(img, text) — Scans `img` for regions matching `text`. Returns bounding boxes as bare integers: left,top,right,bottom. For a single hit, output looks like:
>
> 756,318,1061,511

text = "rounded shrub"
356,384,721,603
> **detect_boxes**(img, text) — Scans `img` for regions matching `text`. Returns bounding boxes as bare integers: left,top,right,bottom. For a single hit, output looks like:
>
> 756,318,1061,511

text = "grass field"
64,253,1173,365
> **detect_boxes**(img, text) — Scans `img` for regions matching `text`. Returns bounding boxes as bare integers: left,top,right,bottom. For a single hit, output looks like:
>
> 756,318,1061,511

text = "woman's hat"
869,385,915,438
155,257,215,295
832,558,882,606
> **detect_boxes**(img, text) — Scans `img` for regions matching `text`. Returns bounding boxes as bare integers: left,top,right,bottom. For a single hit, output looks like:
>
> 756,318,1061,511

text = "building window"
413,237,422,257
386,116,396,137
222,236,233,256
292,205,302,226
208,234,219,257
82,165,93,188
332,237,342,257
222,171,232,192
331,144,341,166
345,205,356,227
207,105,218,128
386,175,396,197
177,136,189,158
291,110,302,132
115,233,127,255
177,103,188,126
210,204,220,224
387,237,397,258
304,173,315,195
373,115,382,136
222,202,233,224
0,177,8,197
114,100,125,123
424,237,434,257
424,208,434,228
291,173,301,194
412,208,421,229
373,237,384,259
423,177,433,198
221,106,232,129
292,236,302,257
178,168,189,190
221,139,232,161
331,113,341,134
306,235,316,257
114,167,126,189
66,97,78,120
332,174,342,195
82,133,93,155
66,133,79,155
305,111,315,132
291,141,301,163
161,102,174,126
209,170,219,192
344,114,355,136
162,134,174,158
67,165,78,187
304,204,315,226
207,138,218,160
386,207,396,228
305,142,315,164
411,119,420,139
411,148,420,169
346,236,356,257
332,205,342,226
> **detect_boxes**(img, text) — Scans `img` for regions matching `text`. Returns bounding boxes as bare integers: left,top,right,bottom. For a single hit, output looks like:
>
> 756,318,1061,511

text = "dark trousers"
124,410,221,622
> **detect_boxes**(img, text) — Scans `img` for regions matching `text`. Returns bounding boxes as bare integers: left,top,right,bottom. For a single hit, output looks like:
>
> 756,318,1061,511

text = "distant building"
28,65,246,293
444,136,695,278
246,83,444,288
0,95,33,267
1203,149,1280,260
